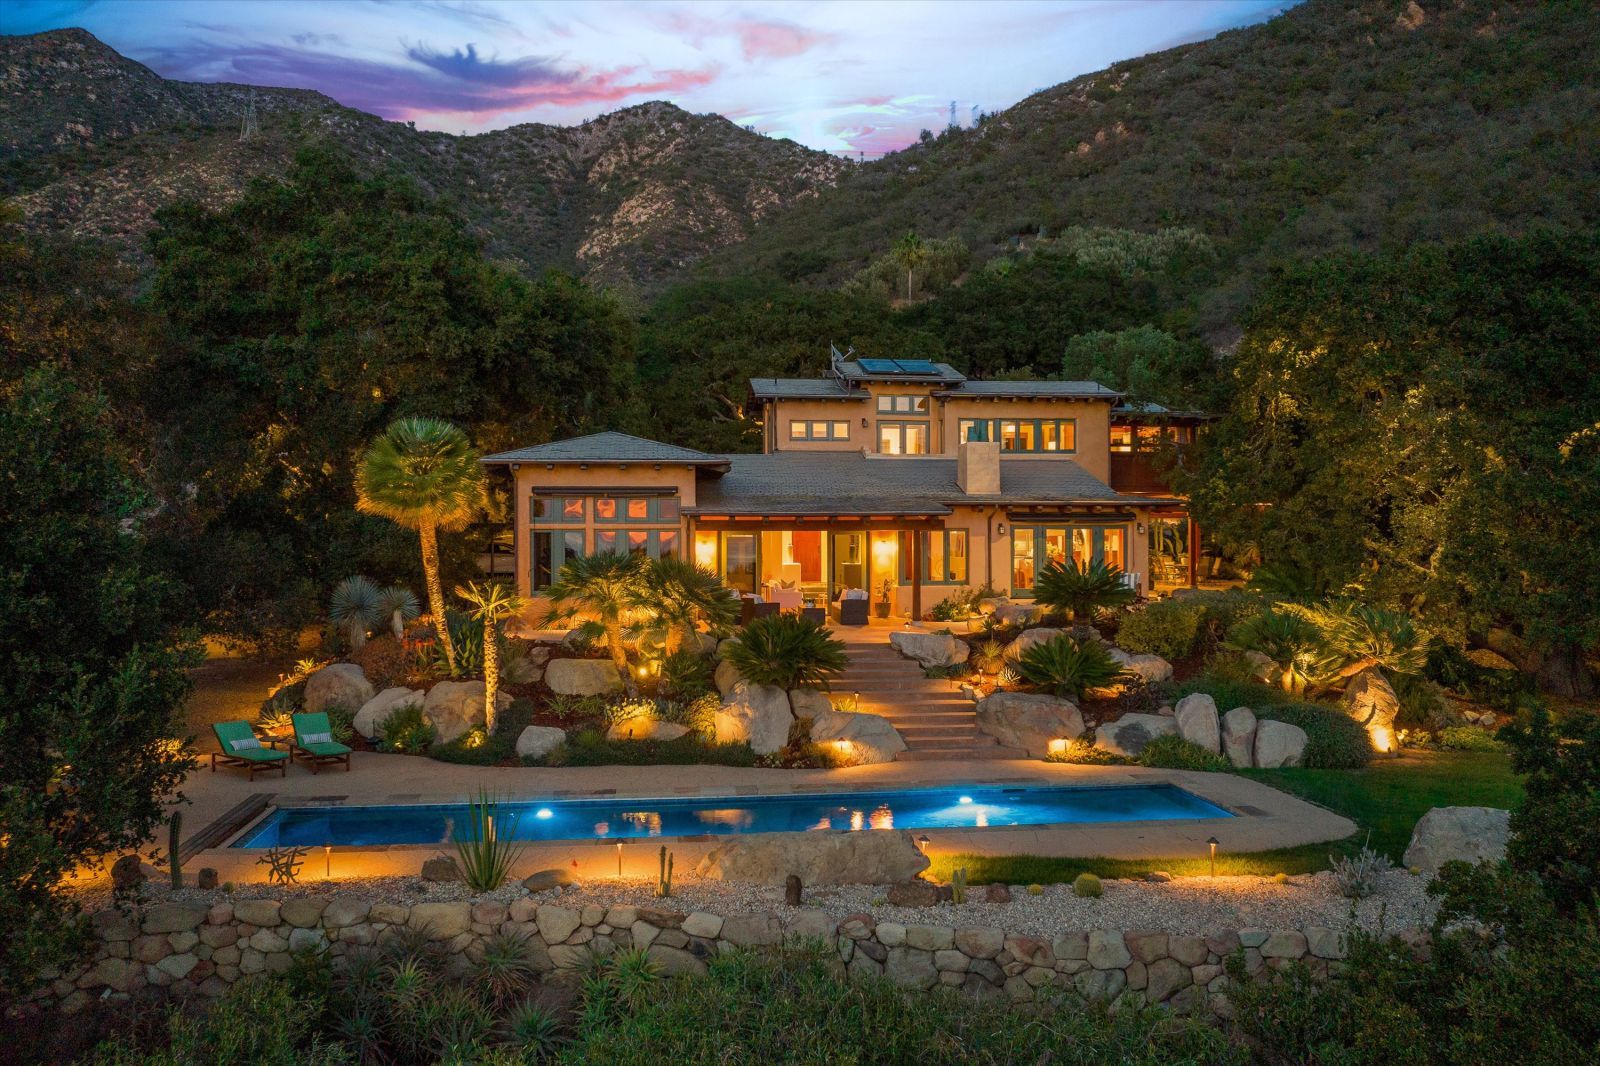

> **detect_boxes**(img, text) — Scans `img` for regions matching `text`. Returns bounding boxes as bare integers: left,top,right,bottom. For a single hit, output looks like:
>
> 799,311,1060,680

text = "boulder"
503,647,545,685
545,658,624,697
986,600,1042,627
1241,650,1278,683
1173,693,1221,755
421,855,461,882
1403,806,1511,874
684,632,720,657
885,880,940,907
1003,627,1068,661
515,725,567,760
714,684,793,754
605,718,689,742
889,631,970,668
523,868,579,893
809,709,907,764
713,658,745,697
787,689,834,721
1253,719,1308,768
422,681,510,745
1092,713,1178,757
1109,647,1174,684
696,829,930,886
304,663,373,716
1343,667,1400,750
974,692,1085,757
353,687,423,739
110,854,146,892
1221,707,1258,768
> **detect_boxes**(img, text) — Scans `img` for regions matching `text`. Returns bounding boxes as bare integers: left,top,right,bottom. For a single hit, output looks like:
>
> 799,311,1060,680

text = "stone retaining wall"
39,896,1362,1015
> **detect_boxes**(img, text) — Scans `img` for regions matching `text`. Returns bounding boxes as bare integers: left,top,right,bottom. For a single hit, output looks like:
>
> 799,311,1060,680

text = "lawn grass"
929,749,1522,885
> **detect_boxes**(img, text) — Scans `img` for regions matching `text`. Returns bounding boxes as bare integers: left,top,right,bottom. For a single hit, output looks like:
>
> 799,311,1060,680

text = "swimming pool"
233,784,1232,848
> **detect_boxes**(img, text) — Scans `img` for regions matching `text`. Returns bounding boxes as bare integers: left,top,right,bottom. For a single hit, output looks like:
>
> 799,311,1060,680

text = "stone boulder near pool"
889,631,970,668
788,688,833,721
974,692,1084,757
515,725,566,760
1403,806,1511,874
1003,627,1069,661
1092,712,1178,757
1173,693,1221,755
354,687,423,739
696,829,930,885
809,708,907,764
985,600,1042,627
714,684,793,754
1221,707,1258,768
1252,718,1308,768
305,663,373,716
604,718,689,742
545,658,624,696
423,680,510,745
1109,647,1174,684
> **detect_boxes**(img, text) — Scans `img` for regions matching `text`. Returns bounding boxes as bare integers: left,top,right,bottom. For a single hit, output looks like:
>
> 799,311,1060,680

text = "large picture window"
898,530,968,583
789,419,851,441
876,394,929,414
531,491,681,591
959,418,1076,453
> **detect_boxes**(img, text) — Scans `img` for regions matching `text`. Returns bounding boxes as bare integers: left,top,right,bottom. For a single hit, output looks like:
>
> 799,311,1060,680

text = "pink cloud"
730,18,836,61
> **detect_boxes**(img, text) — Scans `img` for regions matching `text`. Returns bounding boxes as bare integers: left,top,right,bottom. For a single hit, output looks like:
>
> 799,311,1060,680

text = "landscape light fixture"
324,843,332,880
1207,836,1220,878
916,834,932,853
616,840,624,877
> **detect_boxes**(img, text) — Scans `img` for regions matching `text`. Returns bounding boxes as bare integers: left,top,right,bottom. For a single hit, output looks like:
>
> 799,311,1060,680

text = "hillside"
704,0,1600,325
0,28,848,287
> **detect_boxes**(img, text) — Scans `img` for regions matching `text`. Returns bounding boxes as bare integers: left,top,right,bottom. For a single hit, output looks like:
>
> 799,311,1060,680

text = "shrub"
723,614,848,690
1072,872,1104,898
350,634,411,689
1436,725,1504,752
1137,734,1230,772
1225,609,1336,694
1329,839,1391,898
1116,600,1204,661
1168,669,1280,715
1501,706,1600,917
1032,559,1136,622
378,702,435,754
454,791,526,892
1255,703,1373,768
1425,643,1530,713
541,727,759,768
658,649,713,700
971,638,1007,674
471,931,539,1008
259,677,306,720
321,701,357,745
1283,600,1432,678
1045,738,1130,765
1017,635,1128,699
1393,672,1454,730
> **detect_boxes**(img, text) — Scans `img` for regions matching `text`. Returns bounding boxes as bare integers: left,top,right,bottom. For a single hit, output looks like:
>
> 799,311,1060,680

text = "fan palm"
723,614,848,691
355,418,485,675
892,230,928,301
376,585,421,639
633,556,737,654
456,581,526,733
543,552,648,689
1282,600,1431,679
1033,559,1136,623
329,575,382,650
1225,609,1338,695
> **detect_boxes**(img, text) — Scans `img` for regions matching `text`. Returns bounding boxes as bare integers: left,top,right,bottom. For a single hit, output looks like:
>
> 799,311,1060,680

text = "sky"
4,1,1295,155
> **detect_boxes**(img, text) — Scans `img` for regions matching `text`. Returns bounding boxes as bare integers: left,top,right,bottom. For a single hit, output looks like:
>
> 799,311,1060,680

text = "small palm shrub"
454,790,526,892
1437,725,1504,752
1225,609,1336,694
1032,559,1136,623
1283,600,1432,678
723,614,848,690
378,703,435,753
1116,600,1205,661
1045,738,1129,765
657,648,713,700
1255,703,1373,768
971,638,1007,675
1137,734,1230,772
1017,635,1129,699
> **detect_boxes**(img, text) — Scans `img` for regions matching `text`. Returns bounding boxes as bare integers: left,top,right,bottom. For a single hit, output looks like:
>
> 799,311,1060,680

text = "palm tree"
329,575,382,651
456,581,526,734
892,230,928,301
1225,609,1337,695
543,552,647,689
634,556,737,654
355,418,485,675
1033,559,1137,624
376,585,421,640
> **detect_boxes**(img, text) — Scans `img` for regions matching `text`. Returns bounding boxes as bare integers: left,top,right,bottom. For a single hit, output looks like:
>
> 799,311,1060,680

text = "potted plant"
874,579,894,619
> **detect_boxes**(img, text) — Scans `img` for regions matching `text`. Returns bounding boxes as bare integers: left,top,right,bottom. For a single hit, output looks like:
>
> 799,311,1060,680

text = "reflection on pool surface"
234,785,1233,848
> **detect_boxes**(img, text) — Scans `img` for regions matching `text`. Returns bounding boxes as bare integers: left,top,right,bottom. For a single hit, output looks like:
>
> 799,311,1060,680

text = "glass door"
831,531,867,599
723,533,757,594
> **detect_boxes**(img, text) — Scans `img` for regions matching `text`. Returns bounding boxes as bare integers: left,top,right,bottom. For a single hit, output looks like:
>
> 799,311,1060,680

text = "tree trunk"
391,610,405,640
906,267,913,302
420,520,457,674
605,620,637,696
483,618,500,734
1536,642,1598,697
348,622,367,651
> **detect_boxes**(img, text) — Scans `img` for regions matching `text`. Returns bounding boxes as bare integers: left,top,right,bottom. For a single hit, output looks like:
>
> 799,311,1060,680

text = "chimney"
958,440,1000,495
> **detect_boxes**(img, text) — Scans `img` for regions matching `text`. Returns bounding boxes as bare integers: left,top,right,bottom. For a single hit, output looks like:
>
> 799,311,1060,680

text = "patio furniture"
834,597,869,626
800,605,826,625
765,584,804,612
740,598,781,625
290,712,353,774
210,721,289,779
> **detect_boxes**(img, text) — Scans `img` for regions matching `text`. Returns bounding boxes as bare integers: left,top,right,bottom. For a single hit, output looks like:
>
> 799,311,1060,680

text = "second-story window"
878,421,929,455
876,395,929,414
961,419,1077,452
789,420,850,441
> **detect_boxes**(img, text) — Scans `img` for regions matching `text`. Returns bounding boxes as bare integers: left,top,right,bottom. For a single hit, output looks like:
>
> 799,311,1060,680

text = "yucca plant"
328,575,382,650
453,790,526,892
471,931,539,1008
971,638,1007,675
723,614,849,690
506,999,562,1060
1016,635,1130,699
1225,609,1339,695
1032,559,1136,623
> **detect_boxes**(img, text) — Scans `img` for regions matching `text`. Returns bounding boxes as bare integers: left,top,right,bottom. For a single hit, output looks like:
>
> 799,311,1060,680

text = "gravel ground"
80,869,1436,935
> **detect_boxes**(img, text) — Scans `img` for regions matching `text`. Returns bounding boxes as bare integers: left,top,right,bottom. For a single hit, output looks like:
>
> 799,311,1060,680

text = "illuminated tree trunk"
420,520,457,674
482,614,500,734
605,619,637,696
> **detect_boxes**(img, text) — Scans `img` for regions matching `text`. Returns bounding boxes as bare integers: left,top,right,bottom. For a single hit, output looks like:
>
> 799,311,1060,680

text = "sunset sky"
5,1,1295,154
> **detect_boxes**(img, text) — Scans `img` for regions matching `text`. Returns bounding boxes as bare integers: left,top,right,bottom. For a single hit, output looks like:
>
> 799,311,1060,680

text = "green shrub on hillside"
1254,703,1372,769
1168,671,1281,715
1116,600,1205,661
723,614,848,690
1137,734,1230,773
1017,636,1129,699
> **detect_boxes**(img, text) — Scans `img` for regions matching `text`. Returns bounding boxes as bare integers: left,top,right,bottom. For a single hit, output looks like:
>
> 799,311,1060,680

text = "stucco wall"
938,399,1114,482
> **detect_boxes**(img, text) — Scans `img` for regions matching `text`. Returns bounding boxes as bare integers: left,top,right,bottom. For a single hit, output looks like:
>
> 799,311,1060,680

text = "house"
482,353,1203,620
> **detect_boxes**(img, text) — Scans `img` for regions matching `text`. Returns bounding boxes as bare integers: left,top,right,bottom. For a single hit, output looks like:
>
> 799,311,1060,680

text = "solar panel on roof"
892,359,939,374
856,358,901,373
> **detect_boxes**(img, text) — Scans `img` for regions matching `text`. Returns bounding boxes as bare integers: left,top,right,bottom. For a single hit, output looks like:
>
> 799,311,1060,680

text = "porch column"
910,531,922,621
1187,516,1200,589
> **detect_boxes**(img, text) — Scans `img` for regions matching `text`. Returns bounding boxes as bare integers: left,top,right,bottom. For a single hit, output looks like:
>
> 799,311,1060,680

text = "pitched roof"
481,431,727,466
690,451,1138,516
937,380,1122,399
747,378,865,401
836,359,965,384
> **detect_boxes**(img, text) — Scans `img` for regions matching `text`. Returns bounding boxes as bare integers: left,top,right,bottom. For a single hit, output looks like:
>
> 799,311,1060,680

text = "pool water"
234,785,1232,848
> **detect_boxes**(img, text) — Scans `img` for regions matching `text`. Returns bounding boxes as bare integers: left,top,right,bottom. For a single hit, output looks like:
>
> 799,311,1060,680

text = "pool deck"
171,755,1356,885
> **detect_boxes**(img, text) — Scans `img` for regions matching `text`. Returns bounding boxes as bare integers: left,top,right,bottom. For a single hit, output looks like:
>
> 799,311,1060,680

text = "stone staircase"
834,635,1025,761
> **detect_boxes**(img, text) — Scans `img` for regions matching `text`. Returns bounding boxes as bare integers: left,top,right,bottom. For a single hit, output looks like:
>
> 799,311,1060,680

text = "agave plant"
329,575,382,650
1282,600,1431,679
1225,609,1339,695
723,614,849,690
1033,559,1136,623
453,790,526,892
376,584,422,639
1016,635,1130,699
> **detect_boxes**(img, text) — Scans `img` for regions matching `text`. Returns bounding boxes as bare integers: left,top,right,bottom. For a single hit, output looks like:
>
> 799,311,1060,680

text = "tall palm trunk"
482,617,500,734
604,619,637,696
420,520,457,674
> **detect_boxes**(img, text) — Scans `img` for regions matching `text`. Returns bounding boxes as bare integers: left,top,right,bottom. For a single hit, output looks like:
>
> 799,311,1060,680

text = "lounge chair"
290,712,353,774
210,721,289,779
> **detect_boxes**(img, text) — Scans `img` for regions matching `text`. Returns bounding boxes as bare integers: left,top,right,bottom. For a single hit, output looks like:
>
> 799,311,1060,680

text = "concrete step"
896,746,1028,761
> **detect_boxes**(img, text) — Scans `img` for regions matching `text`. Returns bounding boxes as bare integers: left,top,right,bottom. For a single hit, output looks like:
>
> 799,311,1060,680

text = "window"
596,496,672,522
658,498,680,522
878,421,929,455
532,530,585,591
876,394,929,414
1011,525,1129,593
789,420,850,441
896,529,968,584
958,419,990,443
533,496,584,521
959,419,1075,452
1110,425,1133,453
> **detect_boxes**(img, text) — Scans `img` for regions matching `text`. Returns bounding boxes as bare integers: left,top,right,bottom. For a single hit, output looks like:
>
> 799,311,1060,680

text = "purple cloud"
404,42,572,89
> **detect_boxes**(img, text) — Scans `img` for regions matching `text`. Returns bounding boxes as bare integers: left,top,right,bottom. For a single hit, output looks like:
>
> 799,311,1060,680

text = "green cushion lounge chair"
211,721,289,779
291,712,353,774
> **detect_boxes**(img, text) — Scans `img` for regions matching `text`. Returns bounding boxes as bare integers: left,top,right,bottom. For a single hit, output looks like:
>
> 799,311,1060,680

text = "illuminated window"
1110,425,1133,453
878,421,929,455
790,420,851,441
533,496,585,522
876,394,929,413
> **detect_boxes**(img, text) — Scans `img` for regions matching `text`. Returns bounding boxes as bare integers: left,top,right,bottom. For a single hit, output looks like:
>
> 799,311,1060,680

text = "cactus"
1072,872,1103,898
950,867,968,905
168,812,183,889
654,845,674,898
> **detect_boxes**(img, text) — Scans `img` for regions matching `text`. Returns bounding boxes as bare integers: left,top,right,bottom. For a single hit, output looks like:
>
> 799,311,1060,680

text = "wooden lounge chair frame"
289,712,353,774
210,721,289,779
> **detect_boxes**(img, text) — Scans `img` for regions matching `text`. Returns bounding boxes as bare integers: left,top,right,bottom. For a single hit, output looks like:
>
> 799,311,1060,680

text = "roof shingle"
482,432,726,465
